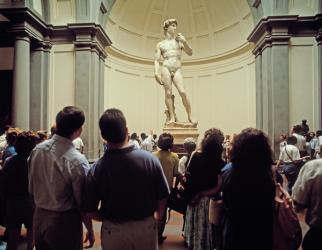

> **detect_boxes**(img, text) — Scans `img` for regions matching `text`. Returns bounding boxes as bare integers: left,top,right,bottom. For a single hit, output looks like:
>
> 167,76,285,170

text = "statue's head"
163,18,177,35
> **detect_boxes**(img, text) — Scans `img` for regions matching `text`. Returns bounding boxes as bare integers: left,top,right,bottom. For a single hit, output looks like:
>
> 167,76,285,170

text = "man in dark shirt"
83,108,170,250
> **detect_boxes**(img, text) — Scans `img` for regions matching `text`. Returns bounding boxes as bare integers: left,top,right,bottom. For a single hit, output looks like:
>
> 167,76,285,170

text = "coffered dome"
105,0,254,62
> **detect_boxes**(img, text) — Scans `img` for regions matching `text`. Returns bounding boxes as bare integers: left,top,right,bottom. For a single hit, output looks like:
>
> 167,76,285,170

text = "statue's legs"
173,69,194,123
161,66,175,123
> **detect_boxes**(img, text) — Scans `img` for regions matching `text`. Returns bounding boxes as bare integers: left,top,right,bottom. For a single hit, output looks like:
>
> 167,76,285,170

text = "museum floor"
0,211,187,250
0,211,309,250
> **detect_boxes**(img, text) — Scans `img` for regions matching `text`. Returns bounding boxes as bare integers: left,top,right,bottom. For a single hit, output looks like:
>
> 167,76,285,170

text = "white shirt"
279,144,300,163
141,135,153,152
178,155,188,174
293,133,306,151
292,159,322,228
314,136,322,158
29,135,90,211
0,134,7,152
129,139,140,149
73,137,84,151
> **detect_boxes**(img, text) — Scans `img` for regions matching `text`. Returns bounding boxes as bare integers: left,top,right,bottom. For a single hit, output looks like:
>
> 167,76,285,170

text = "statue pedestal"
163,122,199,156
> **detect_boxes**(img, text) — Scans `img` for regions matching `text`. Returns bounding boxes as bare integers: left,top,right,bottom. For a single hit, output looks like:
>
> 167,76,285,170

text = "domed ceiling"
105,0,254,62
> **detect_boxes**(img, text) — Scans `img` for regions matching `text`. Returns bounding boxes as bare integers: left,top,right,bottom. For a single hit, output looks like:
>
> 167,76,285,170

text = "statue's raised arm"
176,33,192,56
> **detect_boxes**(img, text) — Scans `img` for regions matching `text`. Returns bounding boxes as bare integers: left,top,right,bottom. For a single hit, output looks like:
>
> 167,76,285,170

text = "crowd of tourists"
0,109,321,250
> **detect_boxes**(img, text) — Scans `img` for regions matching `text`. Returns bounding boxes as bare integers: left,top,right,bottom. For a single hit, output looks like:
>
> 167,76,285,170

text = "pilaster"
248,17,291,158
30,39,52,130
316,28,322,129
71,23,110,160
12,35,30,129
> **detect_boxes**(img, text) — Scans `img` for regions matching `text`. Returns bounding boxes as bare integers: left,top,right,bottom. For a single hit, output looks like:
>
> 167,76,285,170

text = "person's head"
309,131,315,137
99,108,127,144
141,133,147,141
163,18,177,35
153,134,157,140
230,128,273,171
55,106,85,139
183,137,196,154
201,128,224,163
279,134,287,141
157,133,174,151
37,130,48,142
287,135,297,145
292,125,302,134
306,132,313,142
15,131,39,157
6,128,19,146
225,134,230,140
130,133,138,141
302,119,307,125
316,130,322,137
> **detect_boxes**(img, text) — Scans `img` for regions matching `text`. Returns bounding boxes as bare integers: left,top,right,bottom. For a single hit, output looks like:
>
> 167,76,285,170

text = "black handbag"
167,185,190,214
167,152,195,215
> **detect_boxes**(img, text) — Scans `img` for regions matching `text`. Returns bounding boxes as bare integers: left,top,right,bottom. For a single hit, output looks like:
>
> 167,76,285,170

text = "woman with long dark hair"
221,128,275,250
184,128,225,250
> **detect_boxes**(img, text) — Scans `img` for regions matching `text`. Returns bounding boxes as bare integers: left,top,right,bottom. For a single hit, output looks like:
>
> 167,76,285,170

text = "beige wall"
48,44,75,128
289,0,320,15
289,37,319,131
104,51,256,140
51,0,75,25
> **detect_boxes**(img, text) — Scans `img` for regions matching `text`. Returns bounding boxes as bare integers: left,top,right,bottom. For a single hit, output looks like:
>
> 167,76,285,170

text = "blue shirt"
82,145,170,221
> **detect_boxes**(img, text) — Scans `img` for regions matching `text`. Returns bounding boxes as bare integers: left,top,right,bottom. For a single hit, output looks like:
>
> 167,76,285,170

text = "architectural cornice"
107,42,254,66
248,14,322,56
0,7,112,56
0,7,48,41
68,23,112,58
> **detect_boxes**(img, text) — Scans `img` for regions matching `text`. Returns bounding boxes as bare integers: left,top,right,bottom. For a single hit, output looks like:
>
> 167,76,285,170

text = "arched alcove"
103,0,256,138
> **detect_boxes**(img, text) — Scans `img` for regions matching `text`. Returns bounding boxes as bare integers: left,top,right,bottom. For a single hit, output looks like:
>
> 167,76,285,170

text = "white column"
12,36,30,129
316,29,322,129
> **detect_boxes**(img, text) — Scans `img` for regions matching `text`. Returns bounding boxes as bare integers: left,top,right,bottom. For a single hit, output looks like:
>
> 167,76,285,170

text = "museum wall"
104,51,256,140
50,0,76,25
289,0,320,15
48,44,75,128
289,37,319,131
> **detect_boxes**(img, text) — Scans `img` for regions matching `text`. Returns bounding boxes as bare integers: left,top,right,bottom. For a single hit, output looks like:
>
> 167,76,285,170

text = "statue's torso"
159,39,182,71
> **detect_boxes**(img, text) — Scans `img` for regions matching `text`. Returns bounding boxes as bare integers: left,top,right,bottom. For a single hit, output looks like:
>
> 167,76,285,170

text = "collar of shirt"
105,145,135,155
52,134,74,146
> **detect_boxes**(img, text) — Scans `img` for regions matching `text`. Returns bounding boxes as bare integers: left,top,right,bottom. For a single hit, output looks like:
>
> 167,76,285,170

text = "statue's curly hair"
163,18,177,34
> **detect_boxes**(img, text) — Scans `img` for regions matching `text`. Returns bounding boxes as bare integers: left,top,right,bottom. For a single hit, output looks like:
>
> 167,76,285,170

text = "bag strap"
185,150,197,173
284,146,295,163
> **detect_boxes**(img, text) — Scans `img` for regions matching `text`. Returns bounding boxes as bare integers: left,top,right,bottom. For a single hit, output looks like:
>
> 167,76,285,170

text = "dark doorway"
0,70,13,134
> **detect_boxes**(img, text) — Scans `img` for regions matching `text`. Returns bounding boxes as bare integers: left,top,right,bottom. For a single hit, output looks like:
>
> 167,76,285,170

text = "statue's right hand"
155,74,163,85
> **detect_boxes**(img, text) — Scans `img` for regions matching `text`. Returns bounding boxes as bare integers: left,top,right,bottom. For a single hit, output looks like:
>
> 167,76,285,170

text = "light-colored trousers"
101,216,158,250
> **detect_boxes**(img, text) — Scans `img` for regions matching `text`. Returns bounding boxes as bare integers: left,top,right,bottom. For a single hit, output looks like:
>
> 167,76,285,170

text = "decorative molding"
252,0,261,8
68,23,112,58
118,26,143,38
248,15,322,56
107,42,254,66
316,28,322,45
100,2,107,15
217,66,244,75
213,21,239,34
0,7,112,58
114,69,140,77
